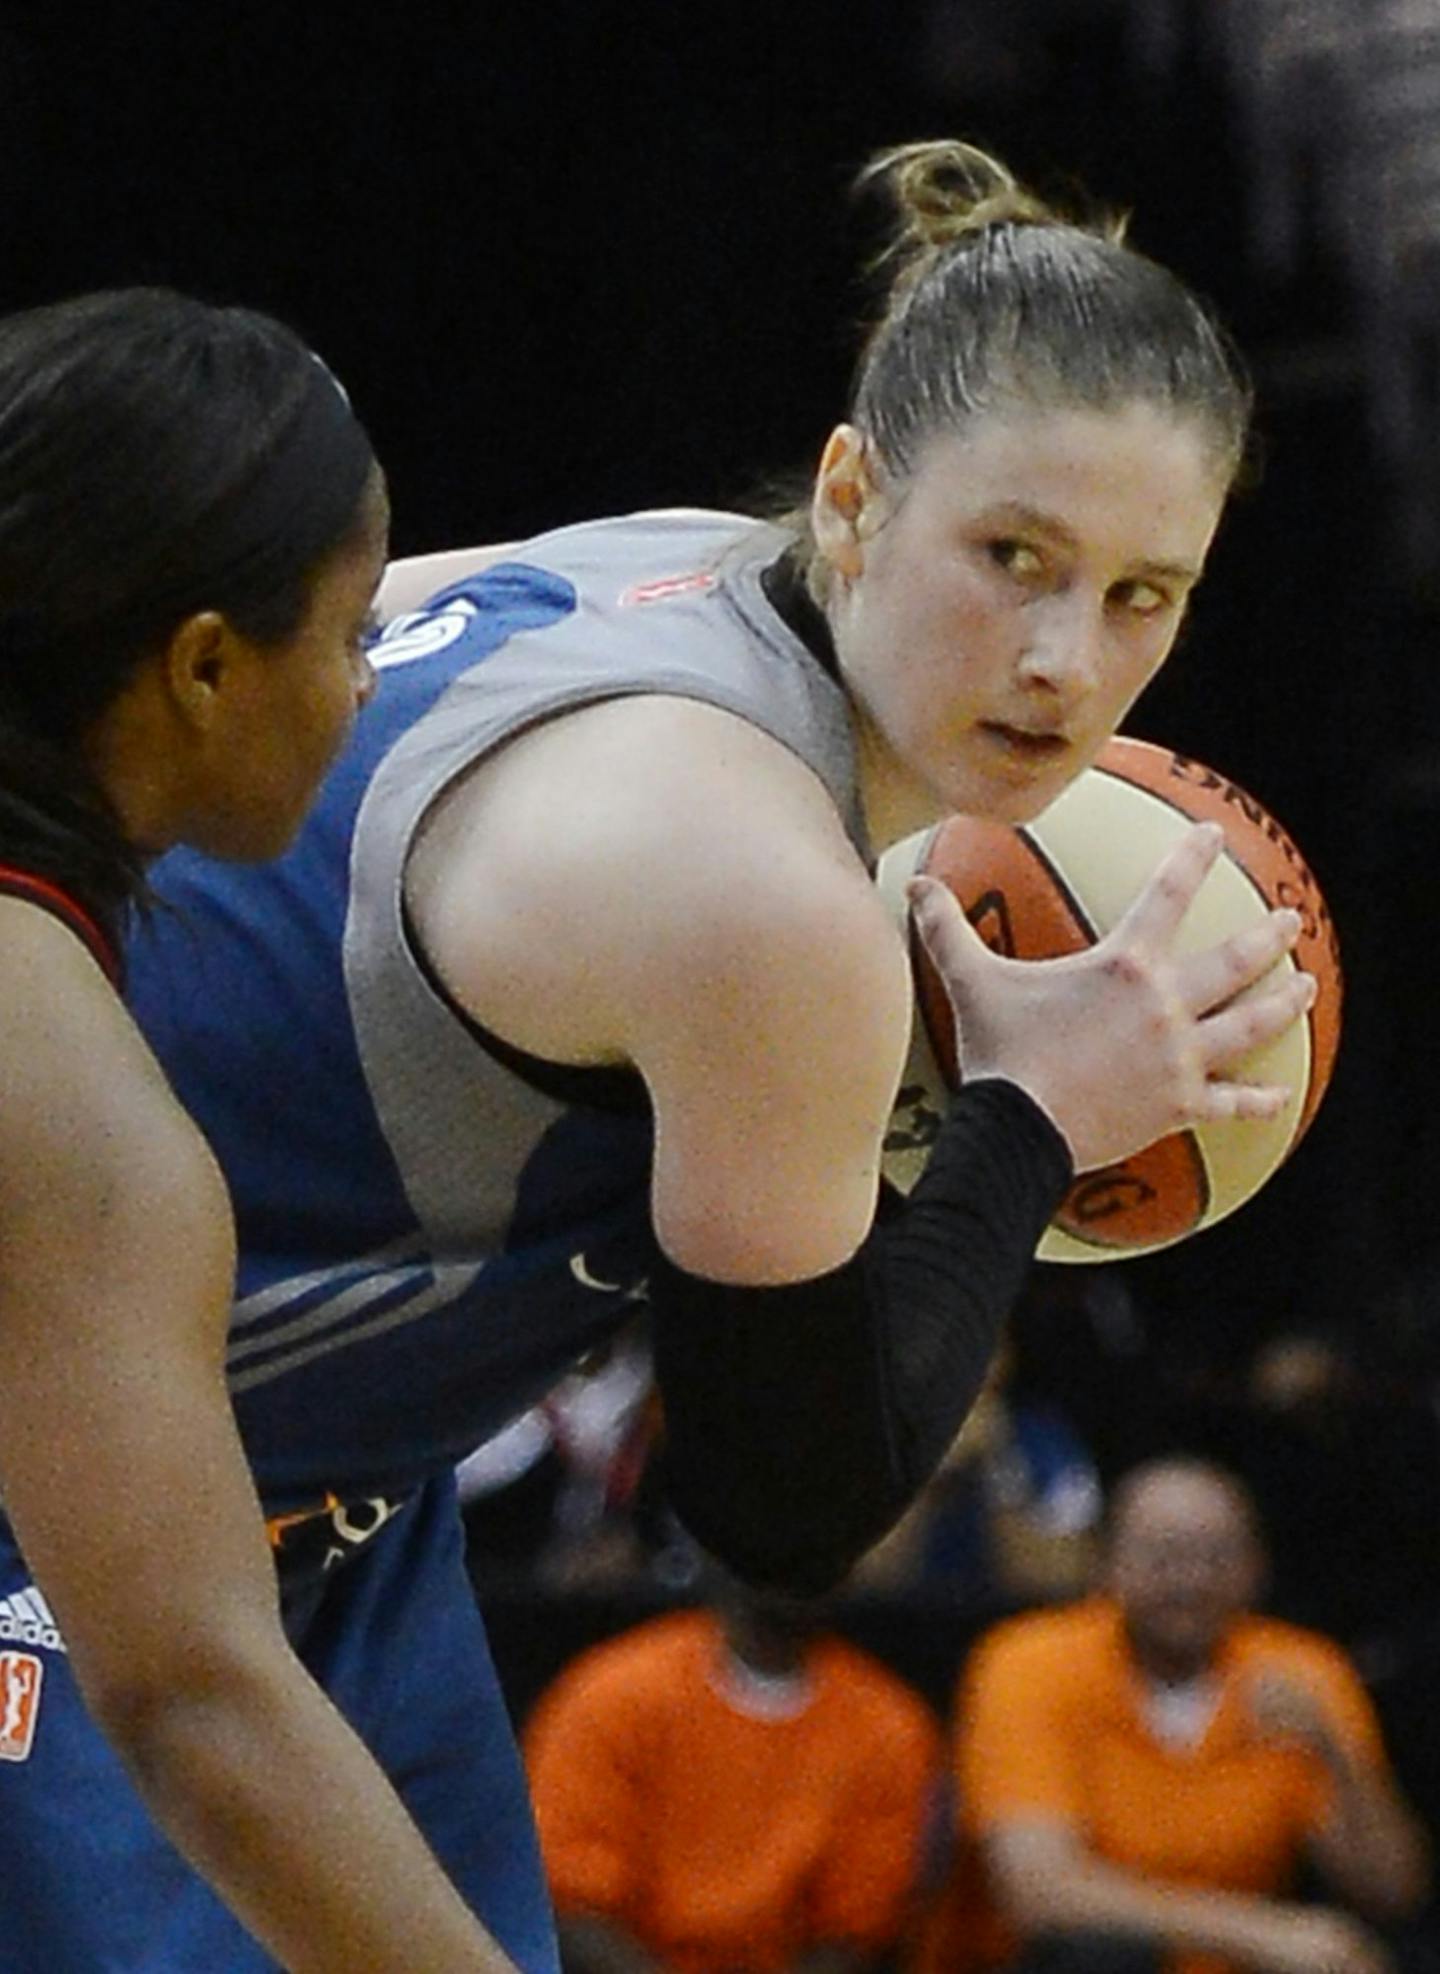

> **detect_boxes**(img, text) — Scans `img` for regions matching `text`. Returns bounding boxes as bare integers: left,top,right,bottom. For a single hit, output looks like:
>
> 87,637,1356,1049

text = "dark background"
10,0,1440,1783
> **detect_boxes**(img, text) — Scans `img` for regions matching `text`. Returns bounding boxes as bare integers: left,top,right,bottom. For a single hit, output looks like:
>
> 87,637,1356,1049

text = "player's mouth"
979,721,1071,764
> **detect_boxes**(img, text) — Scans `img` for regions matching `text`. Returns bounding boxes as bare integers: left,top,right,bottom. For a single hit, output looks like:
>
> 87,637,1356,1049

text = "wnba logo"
618,571,717,607
0,1651,42,1762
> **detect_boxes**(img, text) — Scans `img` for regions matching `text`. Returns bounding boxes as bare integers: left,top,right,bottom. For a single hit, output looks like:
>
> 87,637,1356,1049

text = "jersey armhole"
0,866,121,986
399,896,648,1116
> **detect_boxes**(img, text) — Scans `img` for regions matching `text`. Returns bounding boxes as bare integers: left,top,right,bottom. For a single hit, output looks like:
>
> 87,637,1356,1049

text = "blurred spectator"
524,1572,942,1974
1163,1327,1440,1649
917,1457,1430,1974
856,1338,1100,1605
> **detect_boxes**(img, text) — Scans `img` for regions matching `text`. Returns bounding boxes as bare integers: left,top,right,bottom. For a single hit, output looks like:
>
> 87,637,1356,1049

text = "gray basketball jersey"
347,508,866,1254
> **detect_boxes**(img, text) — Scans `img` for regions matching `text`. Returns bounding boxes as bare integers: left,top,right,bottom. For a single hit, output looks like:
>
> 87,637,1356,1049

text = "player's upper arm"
0,903,280,1723
405,695,914,1287
628,788,911,1284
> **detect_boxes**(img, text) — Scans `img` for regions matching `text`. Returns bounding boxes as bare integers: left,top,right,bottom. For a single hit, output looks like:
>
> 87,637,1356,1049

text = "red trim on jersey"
0,865,120,985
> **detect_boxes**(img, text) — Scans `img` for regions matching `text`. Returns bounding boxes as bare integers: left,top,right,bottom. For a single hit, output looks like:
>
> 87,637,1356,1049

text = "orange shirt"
920,1596,1390,1974
524,1609,941,1974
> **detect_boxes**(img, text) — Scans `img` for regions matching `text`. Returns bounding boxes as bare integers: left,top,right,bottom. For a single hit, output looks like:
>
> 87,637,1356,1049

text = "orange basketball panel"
1052,1131,1209,1249
913,818,1096,1084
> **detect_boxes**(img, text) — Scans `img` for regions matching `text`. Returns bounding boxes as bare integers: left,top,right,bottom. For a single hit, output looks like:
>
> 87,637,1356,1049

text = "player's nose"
1016,594,1102,703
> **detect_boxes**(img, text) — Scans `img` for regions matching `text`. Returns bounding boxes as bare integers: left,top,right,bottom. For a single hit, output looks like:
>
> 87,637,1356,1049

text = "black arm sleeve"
648,1078,1073,1594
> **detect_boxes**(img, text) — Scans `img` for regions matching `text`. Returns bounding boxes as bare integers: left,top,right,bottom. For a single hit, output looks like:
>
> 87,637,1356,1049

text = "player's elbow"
82,1620,290,1797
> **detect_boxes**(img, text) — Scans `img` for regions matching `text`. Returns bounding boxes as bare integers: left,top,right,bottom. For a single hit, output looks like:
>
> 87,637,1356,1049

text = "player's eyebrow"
978,501,1204,585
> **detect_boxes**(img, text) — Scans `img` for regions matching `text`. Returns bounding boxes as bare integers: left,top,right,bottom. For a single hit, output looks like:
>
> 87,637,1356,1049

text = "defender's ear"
159,610,245,731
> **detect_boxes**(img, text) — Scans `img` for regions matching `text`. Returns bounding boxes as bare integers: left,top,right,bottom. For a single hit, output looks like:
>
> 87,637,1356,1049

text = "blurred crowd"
461,1260,1440,1974
462,1266,1440,1654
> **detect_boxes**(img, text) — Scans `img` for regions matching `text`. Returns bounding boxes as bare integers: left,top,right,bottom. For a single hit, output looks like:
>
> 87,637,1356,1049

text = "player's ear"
159,610,247,733
811,425,883,582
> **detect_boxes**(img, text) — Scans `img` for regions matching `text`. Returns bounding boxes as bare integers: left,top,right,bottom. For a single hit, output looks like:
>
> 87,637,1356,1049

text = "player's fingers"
1107,821,1226,953
1175,908,1304,1016
1197,970,1316,1073
1192,1077,1293,1124
906,875,988,984
1194,965,1321,1114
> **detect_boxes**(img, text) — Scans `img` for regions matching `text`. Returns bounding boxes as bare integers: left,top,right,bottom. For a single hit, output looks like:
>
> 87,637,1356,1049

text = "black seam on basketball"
1181,1129,1211,1219
1178,1128,1211,1219
1292,999,1323,1144
1012,827,1100,944
1085,767,1307,970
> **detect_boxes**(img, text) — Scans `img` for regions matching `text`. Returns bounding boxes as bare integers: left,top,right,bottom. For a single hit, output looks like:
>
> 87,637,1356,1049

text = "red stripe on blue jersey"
0,865,120,985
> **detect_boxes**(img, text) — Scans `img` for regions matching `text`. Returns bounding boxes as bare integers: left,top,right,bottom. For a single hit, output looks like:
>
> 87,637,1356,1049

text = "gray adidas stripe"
229,1263,483,1395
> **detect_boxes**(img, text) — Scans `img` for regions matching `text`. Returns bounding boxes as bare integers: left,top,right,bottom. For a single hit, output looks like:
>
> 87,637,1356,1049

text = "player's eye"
988,539,1044,581
1110,579,1172,619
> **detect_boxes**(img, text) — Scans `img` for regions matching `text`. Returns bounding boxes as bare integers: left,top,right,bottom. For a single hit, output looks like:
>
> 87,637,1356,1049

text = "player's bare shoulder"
405,691,910,1073
0,895,135,1122
0,897,224,1244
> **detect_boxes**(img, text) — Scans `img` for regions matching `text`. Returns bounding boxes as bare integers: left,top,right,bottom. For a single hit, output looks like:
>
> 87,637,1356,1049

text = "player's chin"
194,790,314,865
238,743,353,861
940,741,1088,824
1002,777,1075,825
956,766,1076,827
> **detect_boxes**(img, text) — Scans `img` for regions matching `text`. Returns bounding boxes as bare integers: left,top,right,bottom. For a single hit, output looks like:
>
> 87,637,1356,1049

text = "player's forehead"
901,400,1227,561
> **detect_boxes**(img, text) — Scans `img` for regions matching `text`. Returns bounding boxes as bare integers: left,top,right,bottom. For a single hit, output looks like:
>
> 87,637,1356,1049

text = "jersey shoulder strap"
0,865,120,985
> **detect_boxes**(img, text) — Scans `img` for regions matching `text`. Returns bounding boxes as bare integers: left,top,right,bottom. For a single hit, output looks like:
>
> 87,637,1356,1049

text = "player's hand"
907,821,1316,1172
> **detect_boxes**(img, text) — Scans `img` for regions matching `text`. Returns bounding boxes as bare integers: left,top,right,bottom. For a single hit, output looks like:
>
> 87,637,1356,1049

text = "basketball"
877,736,1343,1262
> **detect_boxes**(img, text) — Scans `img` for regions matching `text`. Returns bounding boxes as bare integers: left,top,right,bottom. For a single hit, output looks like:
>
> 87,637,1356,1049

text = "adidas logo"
0,1586,65,1654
